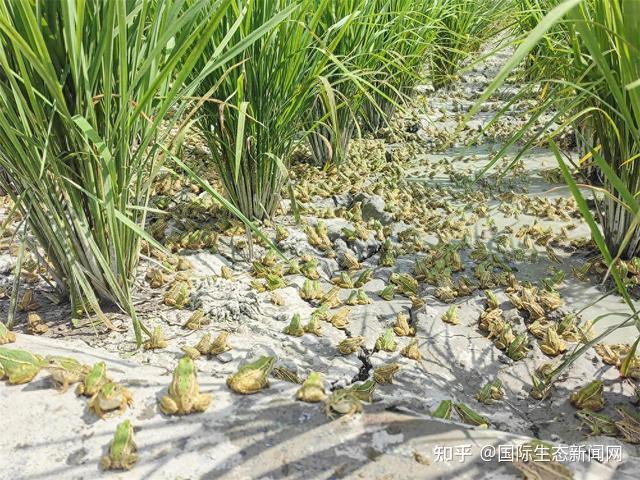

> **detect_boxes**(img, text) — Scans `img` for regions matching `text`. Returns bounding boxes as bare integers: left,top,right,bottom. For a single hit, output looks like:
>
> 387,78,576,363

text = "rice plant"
0,0,273,343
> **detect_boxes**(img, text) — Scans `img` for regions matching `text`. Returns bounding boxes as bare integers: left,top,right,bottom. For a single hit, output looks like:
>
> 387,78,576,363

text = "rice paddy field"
0,1,639,479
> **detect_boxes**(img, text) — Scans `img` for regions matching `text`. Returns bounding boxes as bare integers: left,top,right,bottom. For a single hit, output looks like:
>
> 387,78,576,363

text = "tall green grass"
0,0,274,343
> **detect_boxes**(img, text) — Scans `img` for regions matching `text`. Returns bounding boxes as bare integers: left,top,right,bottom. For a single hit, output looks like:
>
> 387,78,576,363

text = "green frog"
283,313,305,337
375,328,397,352
353,269,373,288
506,333,529,361
304,315,322,336
337,336,365,355
311,304,330,322
393,312,415,336
0,323,16,345
484,290,499,310
89,381,133,419
76,361,110,397
275,225,289,243
100,420,138,471
475,379,504,405
183,309,209,330
495,324,516,350
332,271,354,289
163,281,190,309
296,372,326,403
539,326,566,357
349,379,376,402
377,285,395,301
329,307,351,330
0,347,46,384
441,305,459,325
209,331,231,356
46,356,91,392
301,257,320,280
265,274,287,291
143,326,168,350
454,403,489,428
576,410,618,436
321,287,342,309
346,288,371,306
570,380,605,411
379,239,397,267
401,338,422,361
227,356,275,394
324,389,362,418
300,279,323,301
373,363,400,384
432,400,453,419
160,356,212,414
389,273,418,297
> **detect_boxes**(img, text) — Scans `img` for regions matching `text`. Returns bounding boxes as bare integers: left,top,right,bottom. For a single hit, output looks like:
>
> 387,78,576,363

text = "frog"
390,312,414,337
349,379,376,402
341,251,361,271
145,268,167,289
176,257,192,271
180,346,201,360
304,315,322,336
209,331,231,356
337,336,365,355
539,326,566,357
527,318,550,339
89,381,134,419
506,333,529,361
557,314,580,342
377,285,395,301
321,287,342,309
441,305,459,325
329,307,351,330
251,279,267,293
270,291,285,306
261,249,278,267
194,333,212,356
227,356,275,394
570,380,605,411
594,343,624,366
0,322,16,344
143,326,168,351
530,362,556,400
301,257,320,280
76,361,110,396
46,356,91,392
454,403,489,428
264,274,287,291
353,269,373,288
373,363,400,384
299,279,324,301
324,389,363,418
275,225,289,243
100,420,138,471
576,410,619,436
296,372,326,403
0,347,46,384
484,290,499,310
512,441,573,479
220,265,235,280
283,313,304,337
431,400,453,419
18,289,37,311
614,405,640,444
379,239,396,267
183,309,209,330
389,273,418,297
310,304,330,322
332,271,354,289
401,338,422,361
163,281,190,309
26,311,48,334
495,324,516,351
375,328,398,352
346,288,371,306
160,356,212,414
475,379,504,405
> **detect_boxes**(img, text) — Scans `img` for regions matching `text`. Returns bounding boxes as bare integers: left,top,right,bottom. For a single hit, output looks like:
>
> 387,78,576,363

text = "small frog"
379,239,397,267
209,331,231,356
337,336,365,355
594,343,623,366
160,356,212,415
180,346,201,360
304,315,322,336
275,225,289,243
393,312,415,336
89,381,133,419
18,289,37,311
26,311,48,334
194,334,212,355
270,291,285,306
145,268,167,288
614,405,640,444
0,322,16,345
454,403,489,428
373,363,400,384
576,410,618,436
76,361,110,396
283,313,305,337
227,356,275,394
389,273,418,297
378,285,395,301
0,347,46,384
401,338,422,361
375,328,398,352
329,307,351,330
353,269,373,288
557,314,580,342
163,281,190,309
441,305,459,325
484,290,499,310
299,279,323,301
495,324,516,350
346,288,371,306
311,304,330,322
539,326,566,357
321,287,342,309
475,379,504,405
332,271,354,289
143,326,168,351
301,257,320,280
100,420,138,471
431,400,453,419
220,265,235,280
176,257,192,271
506,333,529,361
182,309,209,330
324,389,362,418
296,372,326,403
349,379,376,402
570,380,605,411
341,251,361,271
46,356,91,392
272,366,302,384
264,274,287,291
